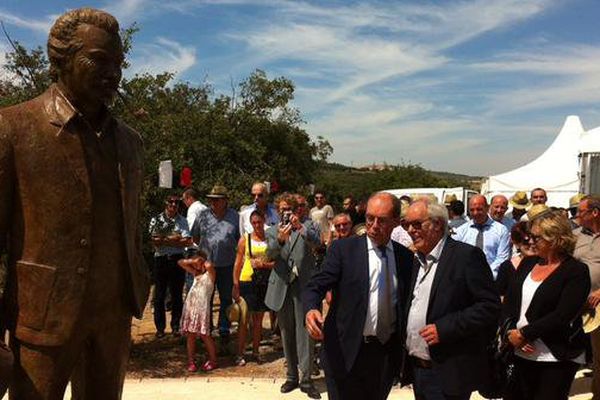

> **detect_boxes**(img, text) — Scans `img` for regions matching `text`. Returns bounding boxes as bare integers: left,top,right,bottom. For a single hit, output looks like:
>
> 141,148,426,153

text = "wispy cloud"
472,45,600,115
0,9,53,33
103,0,154,25
2,0,592,175
128,37,197,78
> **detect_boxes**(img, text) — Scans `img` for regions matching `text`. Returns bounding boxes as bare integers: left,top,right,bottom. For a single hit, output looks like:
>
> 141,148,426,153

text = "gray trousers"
279,279,314,384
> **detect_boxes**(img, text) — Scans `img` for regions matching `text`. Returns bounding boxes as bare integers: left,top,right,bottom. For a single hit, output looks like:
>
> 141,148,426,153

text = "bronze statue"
0,8,150,399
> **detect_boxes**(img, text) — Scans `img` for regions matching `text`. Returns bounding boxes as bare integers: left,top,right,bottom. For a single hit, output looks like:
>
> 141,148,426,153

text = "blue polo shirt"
192,207,240,267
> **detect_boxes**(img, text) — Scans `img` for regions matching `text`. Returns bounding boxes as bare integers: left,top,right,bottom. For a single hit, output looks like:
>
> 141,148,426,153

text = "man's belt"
410,356,432,369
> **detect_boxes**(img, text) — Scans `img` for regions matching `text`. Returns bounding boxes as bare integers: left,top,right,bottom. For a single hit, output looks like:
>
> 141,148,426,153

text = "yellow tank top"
240,235,268,282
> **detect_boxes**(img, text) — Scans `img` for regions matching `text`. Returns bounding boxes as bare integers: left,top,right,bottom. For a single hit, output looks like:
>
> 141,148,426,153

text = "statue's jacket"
0,85,150,346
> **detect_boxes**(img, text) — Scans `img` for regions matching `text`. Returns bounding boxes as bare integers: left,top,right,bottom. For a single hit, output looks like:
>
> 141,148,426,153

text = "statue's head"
48,8,123,106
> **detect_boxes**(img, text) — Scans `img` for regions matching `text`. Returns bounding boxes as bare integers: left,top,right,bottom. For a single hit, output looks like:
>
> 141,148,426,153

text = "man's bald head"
469,195,489,225
365,192,401,245
490,195,508,222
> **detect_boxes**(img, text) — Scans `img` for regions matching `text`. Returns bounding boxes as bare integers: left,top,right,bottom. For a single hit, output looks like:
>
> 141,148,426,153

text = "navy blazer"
303,235,414,378
400,238,501,396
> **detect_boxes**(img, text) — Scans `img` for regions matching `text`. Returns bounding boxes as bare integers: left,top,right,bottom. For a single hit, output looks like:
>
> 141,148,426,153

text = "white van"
383,187,477,208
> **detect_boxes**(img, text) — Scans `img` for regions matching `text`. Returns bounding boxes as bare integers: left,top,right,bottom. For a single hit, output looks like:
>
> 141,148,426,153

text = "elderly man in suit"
0,8,149,399
401,200,500,400
304,192,414,400
265,193,322,399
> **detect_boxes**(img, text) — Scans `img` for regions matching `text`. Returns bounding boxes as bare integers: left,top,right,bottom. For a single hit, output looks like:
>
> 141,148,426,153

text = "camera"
282,210,293,226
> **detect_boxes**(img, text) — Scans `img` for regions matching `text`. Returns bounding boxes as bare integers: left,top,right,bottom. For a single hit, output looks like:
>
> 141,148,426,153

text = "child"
178,250,218,372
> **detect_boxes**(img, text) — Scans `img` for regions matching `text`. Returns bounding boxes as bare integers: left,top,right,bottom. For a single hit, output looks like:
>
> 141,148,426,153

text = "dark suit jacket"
303,235,414,378
504,255,590,360
0,86,150,346
400,237,500,396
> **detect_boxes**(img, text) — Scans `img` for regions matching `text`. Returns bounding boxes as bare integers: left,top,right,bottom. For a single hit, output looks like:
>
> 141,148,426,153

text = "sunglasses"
528,234,543,243
401,218,430,230
366,215,394,226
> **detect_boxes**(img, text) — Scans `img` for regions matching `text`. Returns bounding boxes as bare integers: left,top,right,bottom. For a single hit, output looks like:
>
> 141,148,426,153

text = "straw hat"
206,185,228,199
583,304,600,334
352,223,367,236
527,204,550,221
509,191,531,210
227,297,249,326
569,193,586,209
443,194,457,206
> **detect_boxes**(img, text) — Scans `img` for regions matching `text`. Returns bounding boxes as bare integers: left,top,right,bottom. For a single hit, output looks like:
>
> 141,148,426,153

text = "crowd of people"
148,183,600,400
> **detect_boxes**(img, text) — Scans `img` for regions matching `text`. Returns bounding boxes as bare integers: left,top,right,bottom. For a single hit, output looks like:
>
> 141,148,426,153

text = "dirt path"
128,293,289,379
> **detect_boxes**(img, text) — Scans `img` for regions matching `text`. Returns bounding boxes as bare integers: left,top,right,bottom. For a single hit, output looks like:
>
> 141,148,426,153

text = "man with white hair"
401,200,500,400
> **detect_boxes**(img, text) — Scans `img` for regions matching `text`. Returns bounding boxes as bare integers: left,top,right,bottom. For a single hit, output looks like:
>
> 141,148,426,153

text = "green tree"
0,29,331,226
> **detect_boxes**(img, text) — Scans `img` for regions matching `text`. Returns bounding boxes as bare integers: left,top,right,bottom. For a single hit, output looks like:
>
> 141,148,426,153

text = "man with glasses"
304,192,413,400
149,195,192,337
192,185,240,344
574,196,600,398
401,200,500,400
239,182,279,236
265,193,322,399
332,213,354,241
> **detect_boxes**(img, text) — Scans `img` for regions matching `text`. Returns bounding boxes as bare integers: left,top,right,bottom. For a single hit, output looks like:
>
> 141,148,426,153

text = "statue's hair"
48,8,119,81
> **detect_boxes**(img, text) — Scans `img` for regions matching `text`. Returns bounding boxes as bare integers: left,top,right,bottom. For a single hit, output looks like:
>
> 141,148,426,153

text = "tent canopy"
481,116,586,207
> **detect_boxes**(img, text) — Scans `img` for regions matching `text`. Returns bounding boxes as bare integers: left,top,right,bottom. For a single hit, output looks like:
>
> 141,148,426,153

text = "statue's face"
61,23,124,106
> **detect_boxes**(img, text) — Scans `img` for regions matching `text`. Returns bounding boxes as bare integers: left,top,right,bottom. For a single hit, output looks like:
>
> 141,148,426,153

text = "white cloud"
471,45,600,115
0,10,53,32
128,37,197,78
103,0,154,24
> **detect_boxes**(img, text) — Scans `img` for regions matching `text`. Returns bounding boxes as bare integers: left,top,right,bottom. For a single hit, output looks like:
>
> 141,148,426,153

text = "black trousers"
508,357,579,400
153,255,185,332
326,339,395,400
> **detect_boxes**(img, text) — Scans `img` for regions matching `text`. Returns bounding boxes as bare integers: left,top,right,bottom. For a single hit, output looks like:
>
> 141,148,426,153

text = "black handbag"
479,317,516,399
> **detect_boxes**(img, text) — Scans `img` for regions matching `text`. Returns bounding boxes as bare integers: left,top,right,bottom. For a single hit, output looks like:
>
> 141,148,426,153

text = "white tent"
481,116,585,207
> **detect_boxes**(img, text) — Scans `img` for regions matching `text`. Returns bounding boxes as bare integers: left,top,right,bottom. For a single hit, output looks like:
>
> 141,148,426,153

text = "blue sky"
2,0,600,175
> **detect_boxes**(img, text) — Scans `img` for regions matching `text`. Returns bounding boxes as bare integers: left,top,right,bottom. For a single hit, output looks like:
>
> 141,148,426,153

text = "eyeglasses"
334,222,351,229
401,218,430,231
528,234,544,243
365,215,394,226
252,193,265,198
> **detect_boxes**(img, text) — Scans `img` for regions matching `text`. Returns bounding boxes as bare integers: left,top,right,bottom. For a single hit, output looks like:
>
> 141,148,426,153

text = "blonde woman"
504,210,590,399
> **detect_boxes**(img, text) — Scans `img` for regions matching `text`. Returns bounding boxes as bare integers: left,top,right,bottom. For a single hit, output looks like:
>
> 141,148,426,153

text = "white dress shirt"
406,236,446,360
363,238,398,337
186,200,207,233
